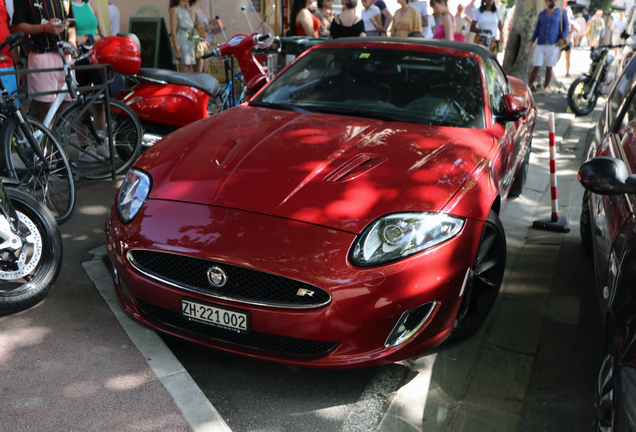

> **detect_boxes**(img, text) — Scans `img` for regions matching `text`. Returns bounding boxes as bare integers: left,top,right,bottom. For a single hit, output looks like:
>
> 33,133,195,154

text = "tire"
509,140,531,198
208,92,230,116
53,98,143,180
568,76,599,117
594,333,627,432
447,210,506,343
0,188,63,314
207,73,247,116
1,116,76,224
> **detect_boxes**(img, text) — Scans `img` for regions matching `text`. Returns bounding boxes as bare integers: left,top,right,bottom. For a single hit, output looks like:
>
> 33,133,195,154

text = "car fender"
441,135,501,222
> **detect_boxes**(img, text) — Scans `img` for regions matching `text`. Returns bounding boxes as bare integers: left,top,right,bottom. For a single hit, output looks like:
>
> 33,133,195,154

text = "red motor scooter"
102,4,276,147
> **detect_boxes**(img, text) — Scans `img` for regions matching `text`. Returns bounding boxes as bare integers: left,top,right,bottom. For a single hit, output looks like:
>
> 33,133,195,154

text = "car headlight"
350,212,464,266
117,169,151,223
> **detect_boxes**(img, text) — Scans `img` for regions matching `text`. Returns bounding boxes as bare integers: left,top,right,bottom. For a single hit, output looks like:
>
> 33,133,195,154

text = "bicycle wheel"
1,116,76,224
53,97,143,180
207,73,247,116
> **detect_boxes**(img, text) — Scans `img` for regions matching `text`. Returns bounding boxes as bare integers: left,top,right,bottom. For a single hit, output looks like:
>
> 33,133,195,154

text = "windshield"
252,48,485,128
209,0,274,44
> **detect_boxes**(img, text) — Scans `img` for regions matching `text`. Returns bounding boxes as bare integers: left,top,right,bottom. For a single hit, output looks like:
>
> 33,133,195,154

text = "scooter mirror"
265,4,275,17
212,16,227,40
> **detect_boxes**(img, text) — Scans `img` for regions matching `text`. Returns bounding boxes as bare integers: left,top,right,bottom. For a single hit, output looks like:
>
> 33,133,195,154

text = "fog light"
385,301,437,348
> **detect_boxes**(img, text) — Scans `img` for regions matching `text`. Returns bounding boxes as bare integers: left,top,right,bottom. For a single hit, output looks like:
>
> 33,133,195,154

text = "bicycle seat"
136,68,220,97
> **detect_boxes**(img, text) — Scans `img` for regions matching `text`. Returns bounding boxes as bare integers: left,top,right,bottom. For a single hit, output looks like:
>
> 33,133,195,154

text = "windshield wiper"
248,101,313,113
313,106,431,125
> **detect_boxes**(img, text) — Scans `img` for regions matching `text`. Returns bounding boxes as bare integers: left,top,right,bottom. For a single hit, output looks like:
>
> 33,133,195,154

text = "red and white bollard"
533,112,570,232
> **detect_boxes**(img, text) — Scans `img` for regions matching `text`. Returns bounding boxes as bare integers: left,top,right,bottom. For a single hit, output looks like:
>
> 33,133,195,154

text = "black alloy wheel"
594,335,626,432
568,76,599,117
447,210,506,342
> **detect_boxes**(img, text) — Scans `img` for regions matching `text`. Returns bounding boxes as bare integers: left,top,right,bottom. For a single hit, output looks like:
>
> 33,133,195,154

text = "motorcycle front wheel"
568,76,599,116
0,188,63,314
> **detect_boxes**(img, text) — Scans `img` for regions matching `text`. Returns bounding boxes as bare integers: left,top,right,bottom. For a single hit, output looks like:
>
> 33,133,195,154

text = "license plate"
181,298,249,334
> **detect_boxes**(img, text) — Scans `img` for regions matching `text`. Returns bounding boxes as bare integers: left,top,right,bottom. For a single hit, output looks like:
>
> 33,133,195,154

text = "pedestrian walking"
527,0,569,92
430,0,453,40
329,0,366,39
612,10,626,55
574,11,588,46
361,0,383,36
289,0,320,37
470,0,502,54
587,9,604,48
409,0,432,38
108,0,120,35
313,0,333,38
454,4,471,42
390,0,421,38
0,0,23,101
558,6,575,77
601,13,612,46
464,0,476,22
12,0,76,121
373,0,393,34
169,0,196,72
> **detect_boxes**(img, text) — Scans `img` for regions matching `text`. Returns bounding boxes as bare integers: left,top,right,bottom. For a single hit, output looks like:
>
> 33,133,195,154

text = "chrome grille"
127,249,331,308
136,298,339,357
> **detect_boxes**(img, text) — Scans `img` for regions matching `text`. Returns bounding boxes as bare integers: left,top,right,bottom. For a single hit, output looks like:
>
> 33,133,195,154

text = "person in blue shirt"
526,0,569,91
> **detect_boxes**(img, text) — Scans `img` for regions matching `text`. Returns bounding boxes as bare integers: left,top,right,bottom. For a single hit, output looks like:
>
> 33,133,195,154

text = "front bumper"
104,199,483,368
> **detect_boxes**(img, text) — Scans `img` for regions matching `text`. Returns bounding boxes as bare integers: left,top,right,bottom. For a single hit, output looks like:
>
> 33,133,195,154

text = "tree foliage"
589,0,613,13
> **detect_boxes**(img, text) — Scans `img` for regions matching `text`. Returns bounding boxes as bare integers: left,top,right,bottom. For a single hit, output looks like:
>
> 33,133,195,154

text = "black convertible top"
319,37,497,63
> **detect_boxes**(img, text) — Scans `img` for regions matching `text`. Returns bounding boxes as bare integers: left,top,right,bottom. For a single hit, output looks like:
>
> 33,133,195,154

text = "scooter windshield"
209,0,274,45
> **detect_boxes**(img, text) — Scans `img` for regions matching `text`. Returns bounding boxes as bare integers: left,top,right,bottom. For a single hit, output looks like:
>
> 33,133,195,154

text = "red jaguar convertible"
105,39,536,368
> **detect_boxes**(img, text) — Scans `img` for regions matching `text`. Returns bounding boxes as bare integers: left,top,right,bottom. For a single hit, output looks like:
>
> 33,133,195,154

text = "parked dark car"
579,55,636,430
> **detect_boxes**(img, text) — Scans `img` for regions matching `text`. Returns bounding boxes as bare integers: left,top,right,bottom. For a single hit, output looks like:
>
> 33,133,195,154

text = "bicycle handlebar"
0,32,25,53
3,32,23,48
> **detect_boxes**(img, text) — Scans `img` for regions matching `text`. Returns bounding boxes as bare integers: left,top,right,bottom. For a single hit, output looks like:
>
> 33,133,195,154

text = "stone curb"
83,245,232,432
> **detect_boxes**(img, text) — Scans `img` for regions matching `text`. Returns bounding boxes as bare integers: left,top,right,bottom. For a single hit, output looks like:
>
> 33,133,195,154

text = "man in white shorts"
527,0,569,91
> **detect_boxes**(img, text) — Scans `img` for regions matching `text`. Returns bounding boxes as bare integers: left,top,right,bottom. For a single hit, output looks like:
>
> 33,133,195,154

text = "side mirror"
495,94,528,122
578,157,636,195
265,4,276,17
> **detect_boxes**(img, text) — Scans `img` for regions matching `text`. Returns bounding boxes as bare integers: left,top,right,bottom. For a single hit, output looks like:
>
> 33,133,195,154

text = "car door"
484,58,517,195
591,67,636,299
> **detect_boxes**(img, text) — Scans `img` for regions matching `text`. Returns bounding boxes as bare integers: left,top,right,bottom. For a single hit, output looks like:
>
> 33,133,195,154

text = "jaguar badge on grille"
207,266,227,287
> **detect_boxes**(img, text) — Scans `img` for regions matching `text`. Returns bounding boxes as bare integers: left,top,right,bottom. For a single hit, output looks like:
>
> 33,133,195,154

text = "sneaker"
78,146,100,162
566,73,571,78
95,130,110,158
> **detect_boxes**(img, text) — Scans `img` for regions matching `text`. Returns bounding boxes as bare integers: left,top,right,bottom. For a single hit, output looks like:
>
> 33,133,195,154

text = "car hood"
136,106,495,234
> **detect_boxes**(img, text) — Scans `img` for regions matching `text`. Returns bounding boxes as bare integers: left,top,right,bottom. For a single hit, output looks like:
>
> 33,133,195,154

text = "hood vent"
324,154,387,184
213,138,241,168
